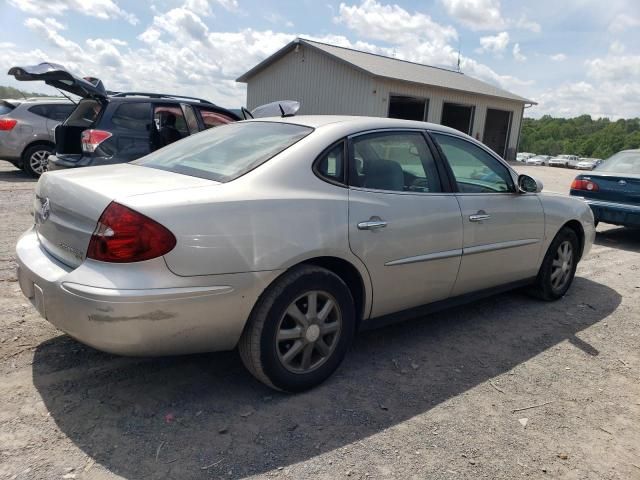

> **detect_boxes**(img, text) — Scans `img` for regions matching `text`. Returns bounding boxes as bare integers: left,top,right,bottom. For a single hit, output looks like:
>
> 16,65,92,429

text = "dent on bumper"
16,228,278,356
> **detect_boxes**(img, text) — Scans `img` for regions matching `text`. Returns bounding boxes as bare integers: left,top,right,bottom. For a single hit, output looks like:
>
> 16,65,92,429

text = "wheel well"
563,220,585,259
22,140,55,161
300,257,366,326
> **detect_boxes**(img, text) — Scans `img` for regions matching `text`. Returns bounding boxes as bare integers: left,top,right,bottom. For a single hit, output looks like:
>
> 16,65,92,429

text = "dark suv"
9,63,241,170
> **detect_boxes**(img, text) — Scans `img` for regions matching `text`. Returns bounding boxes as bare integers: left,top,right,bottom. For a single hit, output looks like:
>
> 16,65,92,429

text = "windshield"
595,151,640,174
135,121,313,182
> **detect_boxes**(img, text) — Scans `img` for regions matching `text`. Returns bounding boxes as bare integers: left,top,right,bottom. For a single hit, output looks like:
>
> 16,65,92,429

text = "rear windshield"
0,101,16,115
595,151,640,174
134,121,313,182
64,98,103,127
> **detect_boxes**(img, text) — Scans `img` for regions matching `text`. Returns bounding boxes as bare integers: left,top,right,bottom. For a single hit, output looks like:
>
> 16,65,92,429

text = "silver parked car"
0,97,75,177
549,154,580,168
16,116,595,391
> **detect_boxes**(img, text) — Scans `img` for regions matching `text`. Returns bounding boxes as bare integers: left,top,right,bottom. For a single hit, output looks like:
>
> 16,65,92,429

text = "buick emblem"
36,197,50,224
618,179,627,186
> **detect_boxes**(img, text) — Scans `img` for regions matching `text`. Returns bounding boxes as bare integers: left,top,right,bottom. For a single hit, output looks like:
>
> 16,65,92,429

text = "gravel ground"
0,162,639,480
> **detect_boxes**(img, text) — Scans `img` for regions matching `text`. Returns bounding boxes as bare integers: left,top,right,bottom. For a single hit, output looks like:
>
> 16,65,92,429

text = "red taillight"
87,202,176,263
0,118,17,130
571,179,599,192
81,129,112,153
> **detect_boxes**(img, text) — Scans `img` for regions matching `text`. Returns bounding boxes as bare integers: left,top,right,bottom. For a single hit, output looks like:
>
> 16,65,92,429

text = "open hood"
8,62,107,99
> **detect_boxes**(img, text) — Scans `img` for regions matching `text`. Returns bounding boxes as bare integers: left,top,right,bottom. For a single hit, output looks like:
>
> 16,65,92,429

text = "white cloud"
264,13,294,28
512,43,526,62
336,0,458,45
535,81,640,119
609,41,625,54
550,53,566,62
439,0,506,31
586,52,640,83
515,15,541,33
609,14,640,33
214,0,240,11
477,31,509,54
7,0,139,25
5,0,534,110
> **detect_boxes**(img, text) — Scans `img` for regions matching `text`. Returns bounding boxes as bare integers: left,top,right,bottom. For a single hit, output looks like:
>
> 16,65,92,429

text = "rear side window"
315,142,345,184
349,132,442,193
65,99,103,127
29,104,75,121
112,103,152,131
135,122,313,182
0,101,16,115
198,108,234,129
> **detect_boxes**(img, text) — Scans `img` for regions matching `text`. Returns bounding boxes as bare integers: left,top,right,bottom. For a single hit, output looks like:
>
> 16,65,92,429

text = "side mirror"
518,174,543,193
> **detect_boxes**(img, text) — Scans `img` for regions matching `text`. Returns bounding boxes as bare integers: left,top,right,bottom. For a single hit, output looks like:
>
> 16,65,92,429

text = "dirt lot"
0,162,639,480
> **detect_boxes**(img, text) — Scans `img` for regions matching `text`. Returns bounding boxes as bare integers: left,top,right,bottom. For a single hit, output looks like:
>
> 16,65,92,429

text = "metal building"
237,38,536,160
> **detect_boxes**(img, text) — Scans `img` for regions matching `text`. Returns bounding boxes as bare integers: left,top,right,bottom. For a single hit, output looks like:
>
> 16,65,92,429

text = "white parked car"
575,158,602,170
549,155,580,168
525,155,551,166
516,152,535,162
16,116,595,391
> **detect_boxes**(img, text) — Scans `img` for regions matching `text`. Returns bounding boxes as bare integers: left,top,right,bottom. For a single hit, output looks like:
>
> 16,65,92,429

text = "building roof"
237,38,536,105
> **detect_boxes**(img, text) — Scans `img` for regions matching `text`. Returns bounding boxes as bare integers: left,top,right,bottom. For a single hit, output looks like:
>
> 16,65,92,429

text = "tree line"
0,85,53,100
520,115,640,159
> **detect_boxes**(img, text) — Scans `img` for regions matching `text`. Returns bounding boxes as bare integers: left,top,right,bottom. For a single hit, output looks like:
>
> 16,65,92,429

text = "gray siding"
247,46,375,116
246,45,526,159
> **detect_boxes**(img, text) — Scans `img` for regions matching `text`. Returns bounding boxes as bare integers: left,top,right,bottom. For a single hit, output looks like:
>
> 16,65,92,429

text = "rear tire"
530,227,580,301
22,144,53,178
239,265,356,392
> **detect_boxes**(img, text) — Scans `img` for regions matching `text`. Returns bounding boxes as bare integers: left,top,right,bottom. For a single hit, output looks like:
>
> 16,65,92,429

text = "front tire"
531,227,580,301
239,265,356,392
22,144,53,178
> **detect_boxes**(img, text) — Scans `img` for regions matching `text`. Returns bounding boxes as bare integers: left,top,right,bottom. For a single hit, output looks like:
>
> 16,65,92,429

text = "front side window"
135,121,313,182
432,133,514,193
349,132,442,193
112,102,152,131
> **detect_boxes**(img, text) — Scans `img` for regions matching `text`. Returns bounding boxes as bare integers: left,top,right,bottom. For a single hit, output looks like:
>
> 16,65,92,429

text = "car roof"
10,97,73,105
245,115,468,136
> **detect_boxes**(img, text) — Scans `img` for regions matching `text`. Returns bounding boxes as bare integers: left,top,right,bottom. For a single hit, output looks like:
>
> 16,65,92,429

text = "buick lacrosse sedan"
16,116,595,391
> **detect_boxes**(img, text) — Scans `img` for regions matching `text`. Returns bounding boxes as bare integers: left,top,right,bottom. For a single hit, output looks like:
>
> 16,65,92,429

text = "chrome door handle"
469,213,491,222
357,219,387,230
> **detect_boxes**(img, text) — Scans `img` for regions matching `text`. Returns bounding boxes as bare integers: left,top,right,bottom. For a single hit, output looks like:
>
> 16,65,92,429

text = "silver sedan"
16,116,595,391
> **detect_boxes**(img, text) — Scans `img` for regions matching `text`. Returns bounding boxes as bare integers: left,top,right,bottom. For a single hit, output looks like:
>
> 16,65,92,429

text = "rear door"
347,130,463,318
110,102,153,161
431,131,545,296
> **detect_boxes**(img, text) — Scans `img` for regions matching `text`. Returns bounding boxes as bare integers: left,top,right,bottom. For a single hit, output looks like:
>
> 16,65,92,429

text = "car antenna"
55,88,77,105
241,106,254,120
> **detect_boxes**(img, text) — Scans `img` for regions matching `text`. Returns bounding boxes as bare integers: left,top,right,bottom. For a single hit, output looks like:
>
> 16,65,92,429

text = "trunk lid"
577,172,640,205
8,63,107,99
34,164,216,268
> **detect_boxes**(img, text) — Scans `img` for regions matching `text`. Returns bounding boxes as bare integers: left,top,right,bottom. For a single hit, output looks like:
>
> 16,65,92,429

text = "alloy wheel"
550,240,573,291
276,290,342,374
29,150,50,175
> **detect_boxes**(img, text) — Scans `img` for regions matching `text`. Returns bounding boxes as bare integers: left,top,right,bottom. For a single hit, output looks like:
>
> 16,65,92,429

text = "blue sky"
1,0,639,118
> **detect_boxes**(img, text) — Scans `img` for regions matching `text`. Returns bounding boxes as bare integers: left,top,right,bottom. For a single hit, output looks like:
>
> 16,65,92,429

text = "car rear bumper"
584,199,640,227
16,227,278,356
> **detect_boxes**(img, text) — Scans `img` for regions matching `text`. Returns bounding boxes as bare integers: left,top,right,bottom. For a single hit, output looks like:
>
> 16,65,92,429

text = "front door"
431,132,545,296
347,130,463,318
